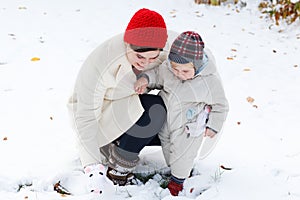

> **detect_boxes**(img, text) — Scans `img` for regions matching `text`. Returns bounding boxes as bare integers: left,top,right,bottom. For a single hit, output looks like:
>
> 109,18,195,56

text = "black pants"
116,94,166,160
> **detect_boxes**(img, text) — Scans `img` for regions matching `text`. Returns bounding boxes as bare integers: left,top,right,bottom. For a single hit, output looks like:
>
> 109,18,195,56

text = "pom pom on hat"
169,31,205,69
124,8,168,49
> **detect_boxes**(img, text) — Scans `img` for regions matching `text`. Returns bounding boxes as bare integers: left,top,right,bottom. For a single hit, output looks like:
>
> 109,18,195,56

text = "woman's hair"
130,44,163,53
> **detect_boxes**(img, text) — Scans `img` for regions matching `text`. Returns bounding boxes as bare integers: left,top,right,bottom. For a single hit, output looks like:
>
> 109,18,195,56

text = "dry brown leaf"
237,122,241,125
231,48,237,52
294,65,298,68
170,10,176,14
246,96,255,103
243,68,251,71
253,105,258,108
54,181,71,195
50,116,53,120
220,165,233,170
3,137,8,141
227,57,234,60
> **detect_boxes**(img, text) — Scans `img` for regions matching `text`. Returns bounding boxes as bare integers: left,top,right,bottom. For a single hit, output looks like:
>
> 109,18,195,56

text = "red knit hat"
124,8,168,49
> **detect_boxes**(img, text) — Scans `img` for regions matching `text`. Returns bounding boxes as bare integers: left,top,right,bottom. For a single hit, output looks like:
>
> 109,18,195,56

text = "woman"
68,8,177,189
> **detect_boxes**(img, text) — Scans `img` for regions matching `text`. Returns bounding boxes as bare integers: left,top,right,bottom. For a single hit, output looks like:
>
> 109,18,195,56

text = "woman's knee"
139,94,166,112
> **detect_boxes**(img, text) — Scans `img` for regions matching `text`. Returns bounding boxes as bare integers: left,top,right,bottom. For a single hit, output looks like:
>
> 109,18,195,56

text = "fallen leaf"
54,181,71,195
231,48,237,52
170,9,176,14
24,196,28,199
190,188,194,193
227,57,234,60
31,57,40,61
243,68,251,71
246,96,255,103
253,105,258,108
294,65,298,68
220,165,233,170
50,116,53,120
237,122,241,125
3,137,8,141
273,49,277,53
18,6,27,10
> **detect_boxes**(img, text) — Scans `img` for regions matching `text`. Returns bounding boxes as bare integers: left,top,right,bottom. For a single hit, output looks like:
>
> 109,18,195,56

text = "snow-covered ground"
1,0,300,199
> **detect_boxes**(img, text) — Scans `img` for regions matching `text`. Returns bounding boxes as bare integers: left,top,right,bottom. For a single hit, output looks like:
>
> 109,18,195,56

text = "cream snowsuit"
145,48,229,178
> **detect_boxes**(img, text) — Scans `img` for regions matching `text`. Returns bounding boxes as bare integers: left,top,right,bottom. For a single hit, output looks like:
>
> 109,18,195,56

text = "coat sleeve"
73,46,108,167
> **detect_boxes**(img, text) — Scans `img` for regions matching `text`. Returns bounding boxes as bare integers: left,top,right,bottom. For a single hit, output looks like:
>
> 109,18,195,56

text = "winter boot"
100,143,139,186
167,175,185,196
106,167,135,186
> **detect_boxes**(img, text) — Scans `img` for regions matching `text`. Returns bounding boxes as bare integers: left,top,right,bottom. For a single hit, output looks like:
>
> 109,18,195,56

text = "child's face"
170,61,195,80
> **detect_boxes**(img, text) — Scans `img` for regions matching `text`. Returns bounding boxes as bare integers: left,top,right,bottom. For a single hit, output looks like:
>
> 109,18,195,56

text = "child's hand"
134,77,148,94
204,128,216,138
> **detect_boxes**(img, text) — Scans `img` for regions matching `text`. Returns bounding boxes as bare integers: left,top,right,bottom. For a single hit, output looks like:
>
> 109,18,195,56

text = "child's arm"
134,62,165,94
134,75,149,94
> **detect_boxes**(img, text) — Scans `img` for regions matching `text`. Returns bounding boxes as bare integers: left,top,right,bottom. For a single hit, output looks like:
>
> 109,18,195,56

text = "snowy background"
1,0,300,199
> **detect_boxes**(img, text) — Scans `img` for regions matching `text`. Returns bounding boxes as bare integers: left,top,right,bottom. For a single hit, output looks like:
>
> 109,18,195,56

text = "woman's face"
126,47,160,71
170,61,195,80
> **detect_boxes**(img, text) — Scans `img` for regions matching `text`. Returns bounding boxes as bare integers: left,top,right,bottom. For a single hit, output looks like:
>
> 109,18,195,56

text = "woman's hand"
134,77,149,94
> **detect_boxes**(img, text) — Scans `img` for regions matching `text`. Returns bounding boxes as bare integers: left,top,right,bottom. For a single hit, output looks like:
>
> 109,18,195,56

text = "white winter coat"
68,32,178,167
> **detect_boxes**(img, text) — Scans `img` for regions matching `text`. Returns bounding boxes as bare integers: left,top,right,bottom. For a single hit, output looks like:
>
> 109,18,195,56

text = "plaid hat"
169,31,205,69
124,8,168,49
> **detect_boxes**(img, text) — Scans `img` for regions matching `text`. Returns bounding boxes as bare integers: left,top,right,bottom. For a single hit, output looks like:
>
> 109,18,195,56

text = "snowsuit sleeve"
143,61,168,90
204,73,229,133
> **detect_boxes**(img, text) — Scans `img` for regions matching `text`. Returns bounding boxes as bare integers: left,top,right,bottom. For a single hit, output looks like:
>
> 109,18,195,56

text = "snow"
1,0,300,199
